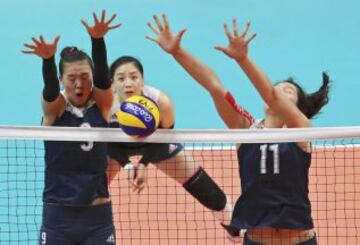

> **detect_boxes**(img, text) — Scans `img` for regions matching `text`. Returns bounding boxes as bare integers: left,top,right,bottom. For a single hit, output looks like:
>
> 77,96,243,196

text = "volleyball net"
0,126,359,244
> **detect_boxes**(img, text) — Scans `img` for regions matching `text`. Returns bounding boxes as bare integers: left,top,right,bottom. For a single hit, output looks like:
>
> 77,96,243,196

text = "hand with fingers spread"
22,35,60,59
146,14,186,55
215,19,256,61
81,9,121,39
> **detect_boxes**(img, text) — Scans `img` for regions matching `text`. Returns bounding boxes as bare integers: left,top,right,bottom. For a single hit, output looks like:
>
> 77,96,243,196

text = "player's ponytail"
283,72,331,119
304,72,331,119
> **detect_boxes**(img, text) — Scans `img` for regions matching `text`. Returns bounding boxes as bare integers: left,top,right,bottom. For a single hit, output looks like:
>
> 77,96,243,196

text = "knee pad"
183,167,227,211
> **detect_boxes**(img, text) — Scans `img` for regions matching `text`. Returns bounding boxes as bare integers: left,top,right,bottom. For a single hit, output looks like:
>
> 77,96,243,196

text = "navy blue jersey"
43,101,109,206
231,142,314,230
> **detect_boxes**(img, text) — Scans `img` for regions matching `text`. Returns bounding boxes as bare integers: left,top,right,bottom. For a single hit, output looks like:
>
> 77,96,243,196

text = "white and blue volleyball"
117,95,160,137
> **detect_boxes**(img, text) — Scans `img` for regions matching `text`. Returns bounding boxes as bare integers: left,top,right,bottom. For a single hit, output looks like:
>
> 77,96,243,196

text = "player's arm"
237,58,310,128
41,56,65,126
131,92,175,193
129,163,147,194
135,92,175,180
107,158,121,183
146,14,251,129
22,35,65,126
81,10,121,121
157,91,175,129
216,20,310,128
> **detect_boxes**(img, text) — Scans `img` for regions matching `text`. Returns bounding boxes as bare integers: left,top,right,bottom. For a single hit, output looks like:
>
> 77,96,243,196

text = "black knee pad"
221,223,240,237
183,167,227,211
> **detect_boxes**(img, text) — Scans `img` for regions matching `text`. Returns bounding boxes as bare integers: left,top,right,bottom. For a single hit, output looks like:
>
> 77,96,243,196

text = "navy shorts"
108,142,184,166
40,202,115,245
243,232,317,245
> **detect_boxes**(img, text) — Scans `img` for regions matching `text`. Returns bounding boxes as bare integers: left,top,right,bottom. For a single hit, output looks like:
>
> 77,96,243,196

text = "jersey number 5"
259,144,280,174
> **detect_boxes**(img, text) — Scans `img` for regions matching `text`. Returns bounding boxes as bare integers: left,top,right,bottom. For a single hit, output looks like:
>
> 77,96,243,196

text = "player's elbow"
263,87,280,108
207,77,226,96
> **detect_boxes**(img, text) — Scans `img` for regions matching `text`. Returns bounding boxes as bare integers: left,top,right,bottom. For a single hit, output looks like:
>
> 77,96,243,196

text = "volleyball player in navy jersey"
22,11,120,245
146,14,331,244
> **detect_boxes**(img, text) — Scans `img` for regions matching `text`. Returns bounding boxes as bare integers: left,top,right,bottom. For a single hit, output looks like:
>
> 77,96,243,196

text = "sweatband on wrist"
91,38,111,90
42,56,60,102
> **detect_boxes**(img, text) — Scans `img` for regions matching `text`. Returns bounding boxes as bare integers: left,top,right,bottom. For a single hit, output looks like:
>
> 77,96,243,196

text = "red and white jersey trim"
225,92,255,126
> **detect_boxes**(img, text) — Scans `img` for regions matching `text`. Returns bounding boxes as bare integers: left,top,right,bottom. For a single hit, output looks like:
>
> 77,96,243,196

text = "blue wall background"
0,0,359,128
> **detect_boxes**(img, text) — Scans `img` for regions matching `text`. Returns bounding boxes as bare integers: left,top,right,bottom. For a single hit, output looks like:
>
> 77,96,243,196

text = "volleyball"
117,95,160,137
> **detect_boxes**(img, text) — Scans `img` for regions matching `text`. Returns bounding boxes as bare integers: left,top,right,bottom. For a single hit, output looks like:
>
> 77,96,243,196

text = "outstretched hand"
22,35,60,59
146,14,186,54
215,19,256,61
81,10,121,39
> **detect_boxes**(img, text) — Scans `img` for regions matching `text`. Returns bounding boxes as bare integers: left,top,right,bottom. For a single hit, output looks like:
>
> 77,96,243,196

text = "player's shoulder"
143,85,172,107
236,119,263,150
143,85,161,95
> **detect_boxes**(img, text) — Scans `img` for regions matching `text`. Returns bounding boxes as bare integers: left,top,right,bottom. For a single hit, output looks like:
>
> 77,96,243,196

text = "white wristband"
124,162,135,171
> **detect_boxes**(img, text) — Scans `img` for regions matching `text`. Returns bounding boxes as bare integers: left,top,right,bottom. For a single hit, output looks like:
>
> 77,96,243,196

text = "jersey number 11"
260,144,280,174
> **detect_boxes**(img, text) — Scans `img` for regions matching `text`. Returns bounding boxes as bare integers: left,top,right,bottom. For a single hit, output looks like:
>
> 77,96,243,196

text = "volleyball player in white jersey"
107,54,233,225
146,14,331,244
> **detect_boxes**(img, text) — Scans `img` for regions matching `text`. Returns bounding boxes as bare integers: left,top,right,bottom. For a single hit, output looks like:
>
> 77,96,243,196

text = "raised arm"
81,10,121,121
146,14,252,129
22,35,65,126
216,20,310,128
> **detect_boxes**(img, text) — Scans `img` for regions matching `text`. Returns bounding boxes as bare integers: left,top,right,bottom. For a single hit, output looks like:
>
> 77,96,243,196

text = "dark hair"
280,72,331,119
59,46,94,76
110,56,144,80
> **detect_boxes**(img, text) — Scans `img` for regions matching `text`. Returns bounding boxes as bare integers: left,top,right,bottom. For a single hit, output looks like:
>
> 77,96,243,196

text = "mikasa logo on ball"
138,98,156,112
124,103,153,122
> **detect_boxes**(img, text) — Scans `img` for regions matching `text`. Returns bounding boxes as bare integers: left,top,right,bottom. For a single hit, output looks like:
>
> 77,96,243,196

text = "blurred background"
1,0,359,128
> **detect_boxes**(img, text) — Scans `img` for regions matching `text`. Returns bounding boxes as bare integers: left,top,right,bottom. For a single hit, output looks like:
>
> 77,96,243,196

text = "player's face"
275,82,299,104
112,62,144,100
264,82,299,112
60,60,93,107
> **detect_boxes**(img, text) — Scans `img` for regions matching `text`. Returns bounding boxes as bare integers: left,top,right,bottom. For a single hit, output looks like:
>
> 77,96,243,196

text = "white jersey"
250,119,265,129
142,85,160,104
237,119,264,149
